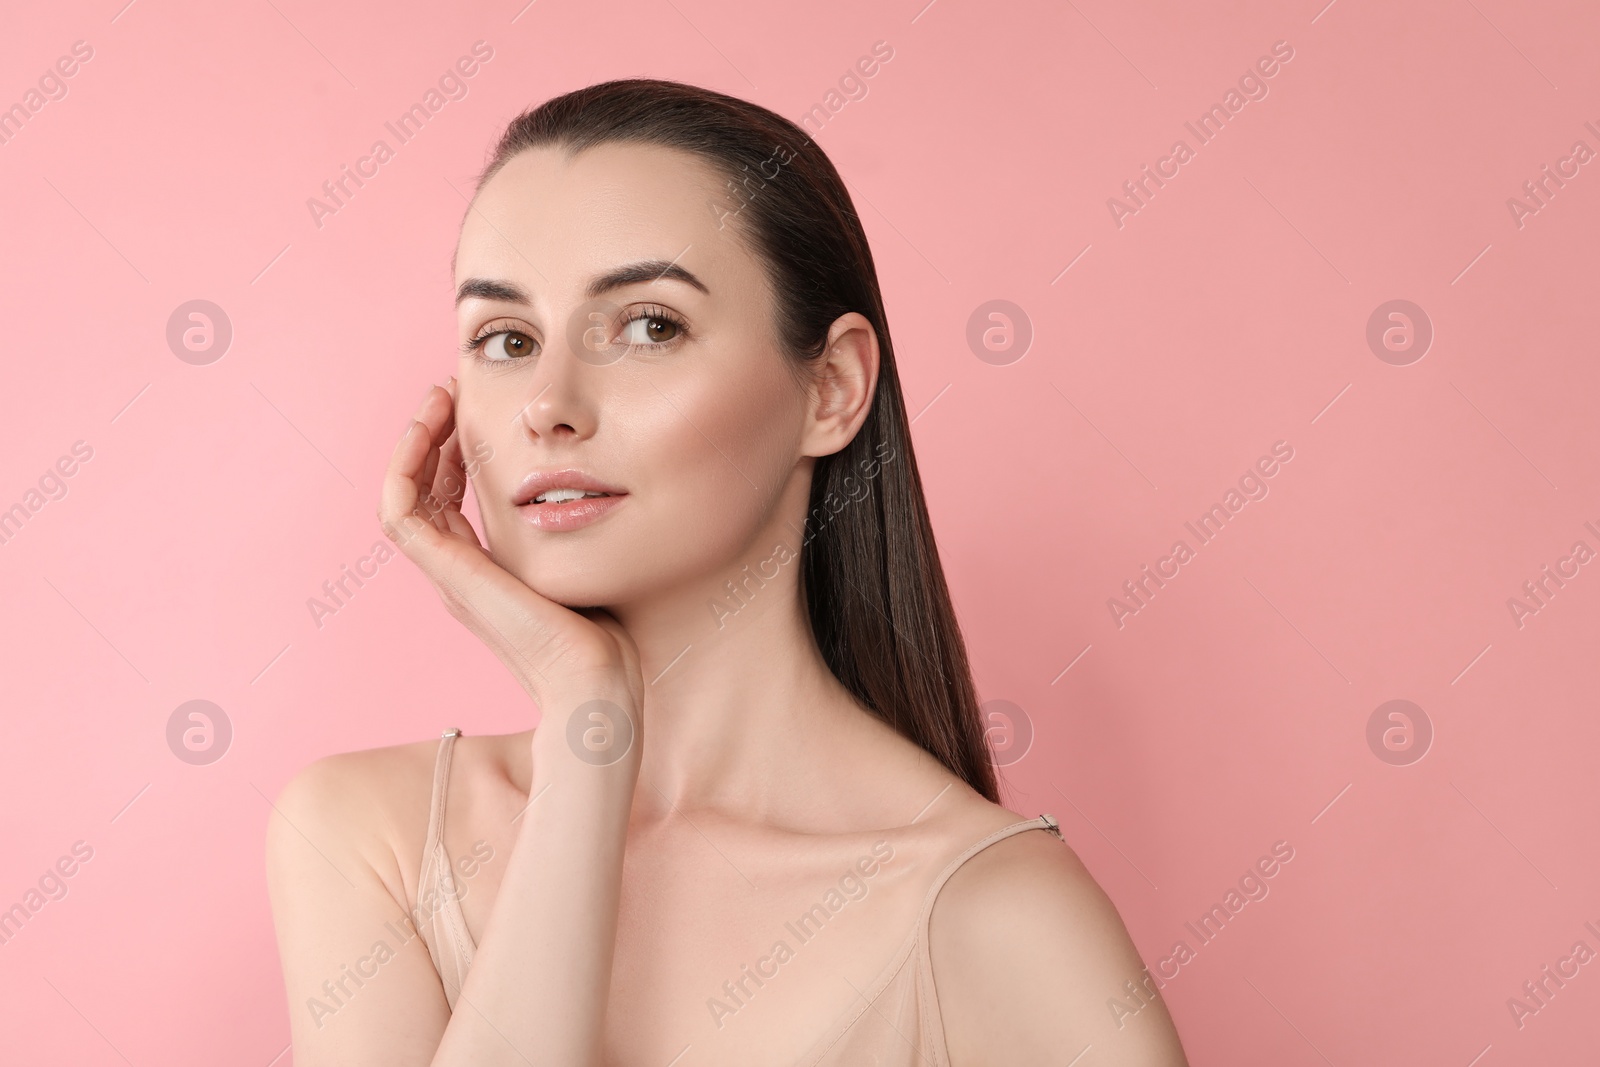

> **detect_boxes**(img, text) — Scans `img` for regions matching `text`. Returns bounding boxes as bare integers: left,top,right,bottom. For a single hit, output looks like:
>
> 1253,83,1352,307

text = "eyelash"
460,305,689,362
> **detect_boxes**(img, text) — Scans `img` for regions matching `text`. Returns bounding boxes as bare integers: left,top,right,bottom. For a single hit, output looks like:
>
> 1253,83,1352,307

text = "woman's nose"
515,306,612,440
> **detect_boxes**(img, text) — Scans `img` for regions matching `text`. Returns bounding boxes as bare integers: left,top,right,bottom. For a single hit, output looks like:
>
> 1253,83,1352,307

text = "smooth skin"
265,141,1188,1066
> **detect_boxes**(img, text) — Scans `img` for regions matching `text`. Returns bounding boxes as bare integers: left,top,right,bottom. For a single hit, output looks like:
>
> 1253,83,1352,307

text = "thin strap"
914,813,1061,929
793,814,1063,1067
416,728,476,1009
911,813,1062,1066
421,727,462,860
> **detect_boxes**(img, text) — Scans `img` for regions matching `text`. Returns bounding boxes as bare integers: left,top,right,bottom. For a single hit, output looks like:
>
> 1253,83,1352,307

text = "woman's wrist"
520,724,640,847
531,690,642,782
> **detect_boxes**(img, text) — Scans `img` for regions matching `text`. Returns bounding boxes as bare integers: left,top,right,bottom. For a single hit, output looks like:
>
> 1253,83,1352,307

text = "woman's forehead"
455,143,758,299
466,145,729,246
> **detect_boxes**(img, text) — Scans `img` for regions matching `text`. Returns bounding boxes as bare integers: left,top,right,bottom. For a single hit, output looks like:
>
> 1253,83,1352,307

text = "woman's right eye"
481,330,538,361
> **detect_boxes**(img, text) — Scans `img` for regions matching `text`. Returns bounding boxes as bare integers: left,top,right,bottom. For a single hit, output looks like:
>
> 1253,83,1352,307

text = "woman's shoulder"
266,735,441,904
924,799,1117,965
272,734,438,826
265,729,531,905
272,729,533,817
924,804,1190,1064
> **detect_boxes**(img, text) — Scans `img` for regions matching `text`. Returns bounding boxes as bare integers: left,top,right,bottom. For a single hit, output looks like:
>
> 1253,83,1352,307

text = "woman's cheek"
643,415,767,555
451,414,498,493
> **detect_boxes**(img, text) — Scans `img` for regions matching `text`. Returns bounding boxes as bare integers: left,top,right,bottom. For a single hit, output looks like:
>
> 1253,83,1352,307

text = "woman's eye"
483,330,537,360
618,314,680,346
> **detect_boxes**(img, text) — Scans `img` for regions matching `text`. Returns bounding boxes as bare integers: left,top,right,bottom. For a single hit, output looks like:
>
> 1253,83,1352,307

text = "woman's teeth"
533,489,609,504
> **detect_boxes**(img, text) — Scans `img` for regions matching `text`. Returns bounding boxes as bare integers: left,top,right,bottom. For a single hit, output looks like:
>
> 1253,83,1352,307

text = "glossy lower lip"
514,494,626,531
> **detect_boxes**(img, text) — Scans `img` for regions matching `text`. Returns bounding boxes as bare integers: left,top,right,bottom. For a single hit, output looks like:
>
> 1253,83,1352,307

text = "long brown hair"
474,78,999,804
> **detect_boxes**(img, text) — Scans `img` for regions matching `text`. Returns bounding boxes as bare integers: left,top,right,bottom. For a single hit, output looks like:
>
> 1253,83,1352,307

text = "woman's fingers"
433,430,466,505
432,385,468,509
429,430,481,544
379,419,440,553
383,382,458,537
439,387,468,493
379,377,643,706
377,391,582,679
415,386,454,512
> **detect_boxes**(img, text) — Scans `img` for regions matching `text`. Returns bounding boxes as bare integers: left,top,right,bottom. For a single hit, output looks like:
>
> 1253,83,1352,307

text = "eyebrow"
455,259,709,306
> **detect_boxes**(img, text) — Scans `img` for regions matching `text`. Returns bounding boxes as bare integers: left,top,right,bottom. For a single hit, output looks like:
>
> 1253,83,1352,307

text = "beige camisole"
415,728,1063,1066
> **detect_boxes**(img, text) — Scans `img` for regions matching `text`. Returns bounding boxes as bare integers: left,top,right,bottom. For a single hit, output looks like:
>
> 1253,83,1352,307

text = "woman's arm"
929,828,1190,1066
266,749,452,1065
429,699,640,1065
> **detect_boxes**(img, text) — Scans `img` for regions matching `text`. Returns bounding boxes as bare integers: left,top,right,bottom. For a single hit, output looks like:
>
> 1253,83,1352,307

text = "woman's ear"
801,312,880,458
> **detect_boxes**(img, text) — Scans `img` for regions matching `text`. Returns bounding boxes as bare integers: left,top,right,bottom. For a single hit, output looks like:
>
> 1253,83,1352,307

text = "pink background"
3,0,1598,1063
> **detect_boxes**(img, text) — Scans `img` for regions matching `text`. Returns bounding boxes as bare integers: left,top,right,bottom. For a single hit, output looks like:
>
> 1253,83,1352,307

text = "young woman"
266,79,1188,1067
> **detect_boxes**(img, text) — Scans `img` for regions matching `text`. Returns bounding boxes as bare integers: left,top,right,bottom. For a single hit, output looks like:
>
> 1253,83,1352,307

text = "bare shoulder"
272,736,441,814
265,735,488,1060
928,814,1190,1067
266,730,531,907
266,736,444,912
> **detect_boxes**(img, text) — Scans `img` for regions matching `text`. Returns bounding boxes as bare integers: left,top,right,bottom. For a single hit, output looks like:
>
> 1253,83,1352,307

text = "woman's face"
452,141,814,608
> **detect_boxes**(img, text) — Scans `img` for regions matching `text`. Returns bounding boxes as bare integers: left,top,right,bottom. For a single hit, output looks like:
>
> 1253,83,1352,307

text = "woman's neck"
602,532,880,822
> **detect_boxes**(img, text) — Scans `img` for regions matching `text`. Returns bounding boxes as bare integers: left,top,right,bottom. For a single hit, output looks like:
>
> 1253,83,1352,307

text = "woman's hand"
277,379,645,1067
377,380,645,740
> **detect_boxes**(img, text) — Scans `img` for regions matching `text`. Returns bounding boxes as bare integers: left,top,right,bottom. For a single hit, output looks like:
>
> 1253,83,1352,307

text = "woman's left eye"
618,313,681,346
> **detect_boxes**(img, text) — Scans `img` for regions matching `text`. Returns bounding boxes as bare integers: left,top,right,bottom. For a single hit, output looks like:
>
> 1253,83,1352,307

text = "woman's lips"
511,468,626,505
514,493,626,531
